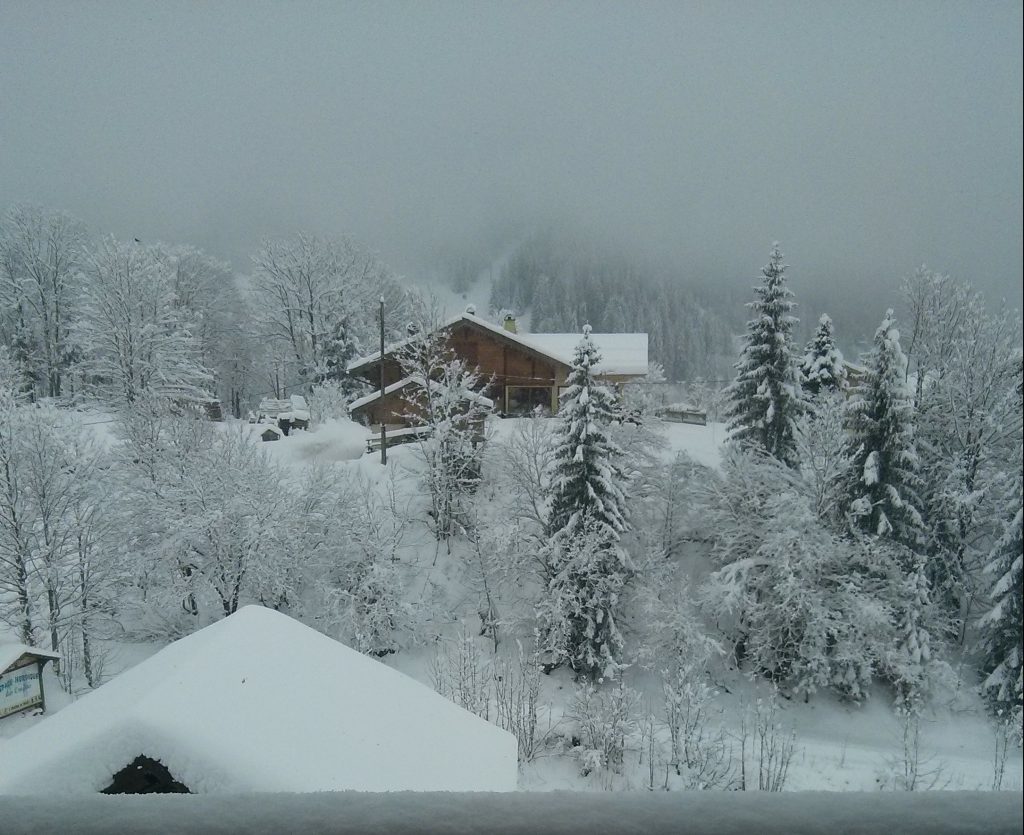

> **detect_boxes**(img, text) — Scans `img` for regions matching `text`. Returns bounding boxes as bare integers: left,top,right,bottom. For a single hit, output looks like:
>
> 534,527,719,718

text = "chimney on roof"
503,313,517,334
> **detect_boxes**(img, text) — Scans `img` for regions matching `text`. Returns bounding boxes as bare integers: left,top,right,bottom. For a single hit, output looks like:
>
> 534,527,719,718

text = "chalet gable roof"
348,312,648,377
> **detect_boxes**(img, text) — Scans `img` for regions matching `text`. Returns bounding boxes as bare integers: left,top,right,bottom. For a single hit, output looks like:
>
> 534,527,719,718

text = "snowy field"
0,791,1020,835
265,417,1021,797
249,417,370,466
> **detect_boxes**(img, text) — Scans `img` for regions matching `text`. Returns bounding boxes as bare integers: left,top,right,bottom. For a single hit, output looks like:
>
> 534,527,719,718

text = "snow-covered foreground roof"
348,312,648,377
0,790,1018,835
0,606,517,794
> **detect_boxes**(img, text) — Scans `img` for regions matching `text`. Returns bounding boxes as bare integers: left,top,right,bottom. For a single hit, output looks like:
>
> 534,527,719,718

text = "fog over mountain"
2,1,1021,311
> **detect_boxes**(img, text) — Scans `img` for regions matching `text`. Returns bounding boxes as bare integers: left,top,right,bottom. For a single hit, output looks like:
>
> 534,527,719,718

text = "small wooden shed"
259,425,283,442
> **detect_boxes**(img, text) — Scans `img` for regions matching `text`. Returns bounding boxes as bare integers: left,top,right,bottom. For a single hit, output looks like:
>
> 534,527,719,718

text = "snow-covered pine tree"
979,450,1023,715
724,244,804,466
545,325,629,544
843,310,924,551
536,518,631,681
891,557,935,707
800,314,846,396
540,325,632,678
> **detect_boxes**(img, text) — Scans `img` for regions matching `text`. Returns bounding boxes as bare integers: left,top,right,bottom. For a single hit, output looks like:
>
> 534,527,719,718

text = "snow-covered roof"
0,644,61,674
347,376,419,412
0,606,517,794
348,375,495,413
525,332,648,376
348,312,648,377
257,396,310,422
257,398,290,413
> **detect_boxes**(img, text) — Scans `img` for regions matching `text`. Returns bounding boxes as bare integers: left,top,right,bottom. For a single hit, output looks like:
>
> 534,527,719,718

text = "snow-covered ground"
2,412,1020,802
653,420,725,469
248,417,370,467
216,416,1023,795
486,415,726,470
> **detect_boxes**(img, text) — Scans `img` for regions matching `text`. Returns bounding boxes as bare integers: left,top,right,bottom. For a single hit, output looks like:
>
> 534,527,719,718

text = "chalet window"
506,386,552,416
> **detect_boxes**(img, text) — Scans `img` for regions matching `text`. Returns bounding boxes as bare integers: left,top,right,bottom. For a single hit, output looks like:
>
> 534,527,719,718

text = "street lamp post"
379,296,387,466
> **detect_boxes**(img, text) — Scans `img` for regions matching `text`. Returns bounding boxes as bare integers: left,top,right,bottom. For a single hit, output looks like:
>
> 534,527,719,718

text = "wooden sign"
0,663,43,719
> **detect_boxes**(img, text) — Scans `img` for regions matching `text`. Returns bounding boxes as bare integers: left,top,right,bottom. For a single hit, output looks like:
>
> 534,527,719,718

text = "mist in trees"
489,231,736,383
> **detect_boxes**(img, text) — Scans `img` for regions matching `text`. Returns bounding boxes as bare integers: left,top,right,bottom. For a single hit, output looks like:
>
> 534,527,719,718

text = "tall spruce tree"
546,325,629,543
843,310,924,551
725,244,804,466
318,315,362,395
892,557,935,706
540,325,632,678
979,449,1023,715
800,314,846,396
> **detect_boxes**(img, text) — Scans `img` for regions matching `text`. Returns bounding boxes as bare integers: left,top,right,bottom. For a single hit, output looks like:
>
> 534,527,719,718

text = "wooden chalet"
346,312,648,431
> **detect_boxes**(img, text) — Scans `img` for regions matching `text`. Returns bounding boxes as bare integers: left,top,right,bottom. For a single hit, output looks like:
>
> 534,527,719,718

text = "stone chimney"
503,313,517,334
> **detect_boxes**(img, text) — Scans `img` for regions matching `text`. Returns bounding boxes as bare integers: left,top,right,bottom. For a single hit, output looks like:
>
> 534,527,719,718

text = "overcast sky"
1,1,1021,305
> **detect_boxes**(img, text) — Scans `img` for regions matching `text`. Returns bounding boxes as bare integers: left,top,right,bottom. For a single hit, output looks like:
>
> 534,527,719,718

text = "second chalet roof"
347,375,495,413
348,312,648,377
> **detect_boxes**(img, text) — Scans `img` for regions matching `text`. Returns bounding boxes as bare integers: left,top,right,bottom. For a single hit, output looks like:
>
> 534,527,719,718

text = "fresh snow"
2,411,1019,809
0,606,518,794
656,420,726,469
249,417,370,466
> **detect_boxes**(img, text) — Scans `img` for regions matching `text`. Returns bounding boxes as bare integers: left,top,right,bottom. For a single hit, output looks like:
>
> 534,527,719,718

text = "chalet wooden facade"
347,375,493,450
346,312,648,431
